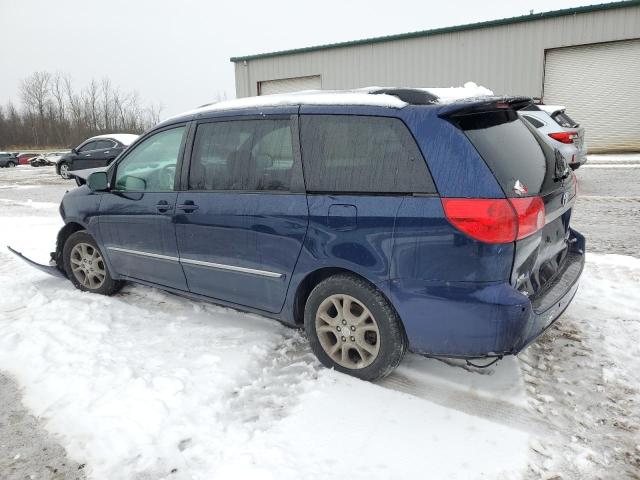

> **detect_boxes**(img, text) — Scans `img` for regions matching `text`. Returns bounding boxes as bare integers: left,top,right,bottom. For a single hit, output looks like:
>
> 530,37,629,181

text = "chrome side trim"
180,257,284,278
107,246,179,262
106,246,283,279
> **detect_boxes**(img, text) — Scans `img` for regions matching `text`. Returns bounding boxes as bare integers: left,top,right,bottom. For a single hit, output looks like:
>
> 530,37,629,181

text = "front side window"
114,126,185,192
300,115,436,193
188,119,294,191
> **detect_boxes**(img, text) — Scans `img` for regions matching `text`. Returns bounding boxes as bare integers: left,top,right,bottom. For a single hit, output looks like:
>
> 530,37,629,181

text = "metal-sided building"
231,1,640,152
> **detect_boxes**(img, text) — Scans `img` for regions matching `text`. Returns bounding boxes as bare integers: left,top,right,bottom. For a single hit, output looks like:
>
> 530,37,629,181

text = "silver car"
519,104,587,169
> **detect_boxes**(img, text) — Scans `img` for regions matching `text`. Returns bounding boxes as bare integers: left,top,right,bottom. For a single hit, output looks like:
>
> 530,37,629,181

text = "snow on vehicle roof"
167,82,494,121
418,82,494,103
88,133,139,145
538,104,566,115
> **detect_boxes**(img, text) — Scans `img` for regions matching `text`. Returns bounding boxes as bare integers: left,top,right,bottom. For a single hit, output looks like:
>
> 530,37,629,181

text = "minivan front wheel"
63,231,123,295
304,274,407,380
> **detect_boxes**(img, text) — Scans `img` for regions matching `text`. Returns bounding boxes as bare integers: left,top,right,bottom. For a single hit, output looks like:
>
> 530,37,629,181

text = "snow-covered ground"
0,166,639,479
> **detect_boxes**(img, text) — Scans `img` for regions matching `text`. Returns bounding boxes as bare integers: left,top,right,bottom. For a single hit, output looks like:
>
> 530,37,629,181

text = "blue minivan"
11,89,585,380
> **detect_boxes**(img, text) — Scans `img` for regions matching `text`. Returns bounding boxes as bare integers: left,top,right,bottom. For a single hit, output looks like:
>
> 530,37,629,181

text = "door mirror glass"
87,171,108,191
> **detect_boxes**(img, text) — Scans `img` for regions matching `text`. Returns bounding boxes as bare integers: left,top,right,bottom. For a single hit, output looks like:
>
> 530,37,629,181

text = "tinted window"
552,111,578,128
94,140,114,150
78,141,98,153
114,127,185,192
521,115,544,128
458,110,565,196
189,119,294,191
300,115,435,193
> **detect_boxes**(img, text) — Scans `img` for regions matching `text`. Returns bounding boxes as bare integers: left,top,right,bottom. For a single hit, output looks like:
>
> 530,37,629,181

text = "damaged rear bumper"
6,246,66,278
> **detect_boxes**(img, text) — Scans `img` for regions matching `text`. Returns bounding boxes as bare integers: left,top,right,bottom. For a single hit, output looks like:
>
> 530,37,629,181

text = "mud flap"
6,246,66,278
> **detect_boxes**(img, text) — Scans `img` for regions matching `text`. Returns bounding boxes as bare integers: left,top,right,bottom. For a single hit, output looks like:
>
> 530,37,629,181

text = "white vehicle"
519,104,587,169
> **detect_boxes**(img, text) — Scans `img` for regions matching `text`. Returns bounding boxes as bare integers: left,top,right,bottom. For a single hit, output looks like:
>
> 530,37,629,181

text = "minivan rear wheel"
304,274,407,380
63,231,123,295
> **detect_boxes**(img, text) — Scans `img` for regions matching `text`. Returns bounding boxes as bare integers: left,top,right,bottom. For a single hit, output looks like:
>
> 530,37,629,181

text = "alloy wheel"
315,294,380,369
69,242,106,289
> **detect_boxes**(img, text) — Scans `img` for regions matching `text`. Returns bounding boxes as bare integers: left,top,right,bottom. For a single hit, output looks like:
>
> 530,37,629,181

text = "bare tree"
1,71,165,149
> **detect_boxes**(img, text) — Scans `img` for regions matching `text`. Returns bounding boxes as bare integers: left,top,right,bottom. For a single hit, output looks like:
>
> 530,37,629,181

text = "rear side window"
94,140,114,150
457,110,562,197
521,115,545,129
552,111,578,128
189,119,294,192
300,115,435,193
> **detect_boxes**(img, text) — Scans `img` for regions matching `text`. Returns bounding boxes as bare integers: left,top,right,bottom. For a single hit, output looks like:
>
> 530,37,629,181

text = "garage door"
258,75,321,95
543,39,640,153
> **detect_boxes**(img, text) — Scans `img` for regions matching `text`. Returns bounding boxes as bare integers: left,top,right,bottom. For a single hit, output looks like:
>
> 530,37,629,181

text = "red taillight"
510,197,546,240
442,197,545,244
548,131,577,144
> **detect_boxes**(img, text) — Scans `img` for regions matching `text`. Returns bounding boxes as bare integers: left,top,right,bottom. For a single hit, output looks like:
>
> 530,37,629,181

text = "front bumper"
6,246,66,278
385,230,585,358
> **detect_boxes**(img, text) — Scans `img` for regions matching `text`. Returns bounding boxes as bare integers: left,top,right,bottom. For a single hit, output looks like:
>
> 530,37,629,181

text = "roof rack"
370,88,438,105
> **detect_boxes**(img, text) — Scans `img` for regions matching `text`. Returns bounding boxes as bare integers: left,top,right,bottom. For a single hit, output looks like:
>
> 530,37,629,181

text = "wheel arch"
291,267,402,330
54,222,86,267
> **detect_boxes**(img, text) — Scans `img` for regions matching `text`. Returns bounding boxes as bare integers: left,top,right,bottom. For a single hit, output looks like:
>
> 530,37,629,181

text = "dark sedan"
56,134,138,179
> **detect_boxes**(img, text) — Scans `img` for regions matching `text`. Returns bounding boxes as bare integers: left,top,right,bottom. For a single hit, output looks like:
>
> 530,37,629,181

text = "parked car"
9,89,585,381
30,152,67,167
16,152,38,165
56,134,138,179
0,152,19,168
519,104,587,169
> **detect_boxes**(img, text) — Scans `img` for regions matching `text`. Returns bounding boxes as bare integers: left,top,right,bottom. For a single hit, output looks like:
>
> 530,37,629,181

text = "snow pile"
520,254,640,478
0,196,528,480
420,81,494,103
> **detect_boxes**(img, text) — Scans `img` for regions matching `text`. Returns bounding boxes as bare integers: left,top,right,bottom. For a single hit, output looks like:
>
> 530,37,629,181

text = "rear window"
551,111,579,128
300,115,436,193
457,110,565,197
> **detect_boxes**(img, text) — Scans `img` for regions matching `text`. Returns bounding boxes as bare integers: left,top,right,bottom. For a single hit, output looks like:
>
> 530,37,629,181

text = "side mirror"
87,171,108,192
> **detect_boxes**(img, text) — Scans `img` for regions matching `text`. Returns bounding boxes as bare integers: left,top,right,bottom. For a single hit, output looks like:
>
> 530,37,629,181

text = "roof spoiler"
437,96,533,118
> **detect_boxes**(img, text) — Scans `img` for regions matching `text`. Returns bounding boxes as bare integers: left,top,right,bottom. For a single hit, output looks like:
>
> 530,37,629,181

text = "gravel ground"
0,161,638,479
0,375,85,480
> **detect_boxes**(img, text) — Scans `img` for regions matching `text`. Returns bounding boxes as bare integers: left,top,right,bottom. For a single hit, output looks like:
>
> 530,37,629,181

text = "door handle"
177,201,199,213
155,201,171,213
84,154,91,157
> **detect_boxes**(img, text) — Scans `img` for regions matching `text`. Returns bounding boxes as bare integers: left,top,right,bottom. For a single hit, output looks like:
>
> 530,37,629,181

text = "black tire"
7,161,16,168
63,230,123,295
304,273,407,381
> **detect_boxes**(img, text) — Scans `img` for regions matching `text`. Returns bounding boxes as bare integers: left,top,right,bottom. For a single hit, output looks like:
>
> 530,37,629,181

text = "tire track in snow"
378,371,554,436
223,333,321,430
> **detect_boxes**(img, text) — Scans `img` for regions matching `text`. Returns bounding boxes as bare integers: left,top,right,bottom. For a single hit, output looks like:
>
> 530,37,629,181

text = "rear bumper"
385,229,585,358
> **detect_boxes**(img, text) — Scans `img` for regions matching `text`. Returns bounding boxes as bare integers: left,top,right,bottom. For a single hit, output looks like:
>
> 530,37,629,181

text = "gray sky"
1,0,592,117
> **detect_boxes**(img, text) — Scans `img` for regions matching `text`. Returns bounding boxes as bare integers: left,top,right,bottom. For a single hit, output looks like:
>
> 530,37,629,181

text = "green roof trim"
230,0,640,62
